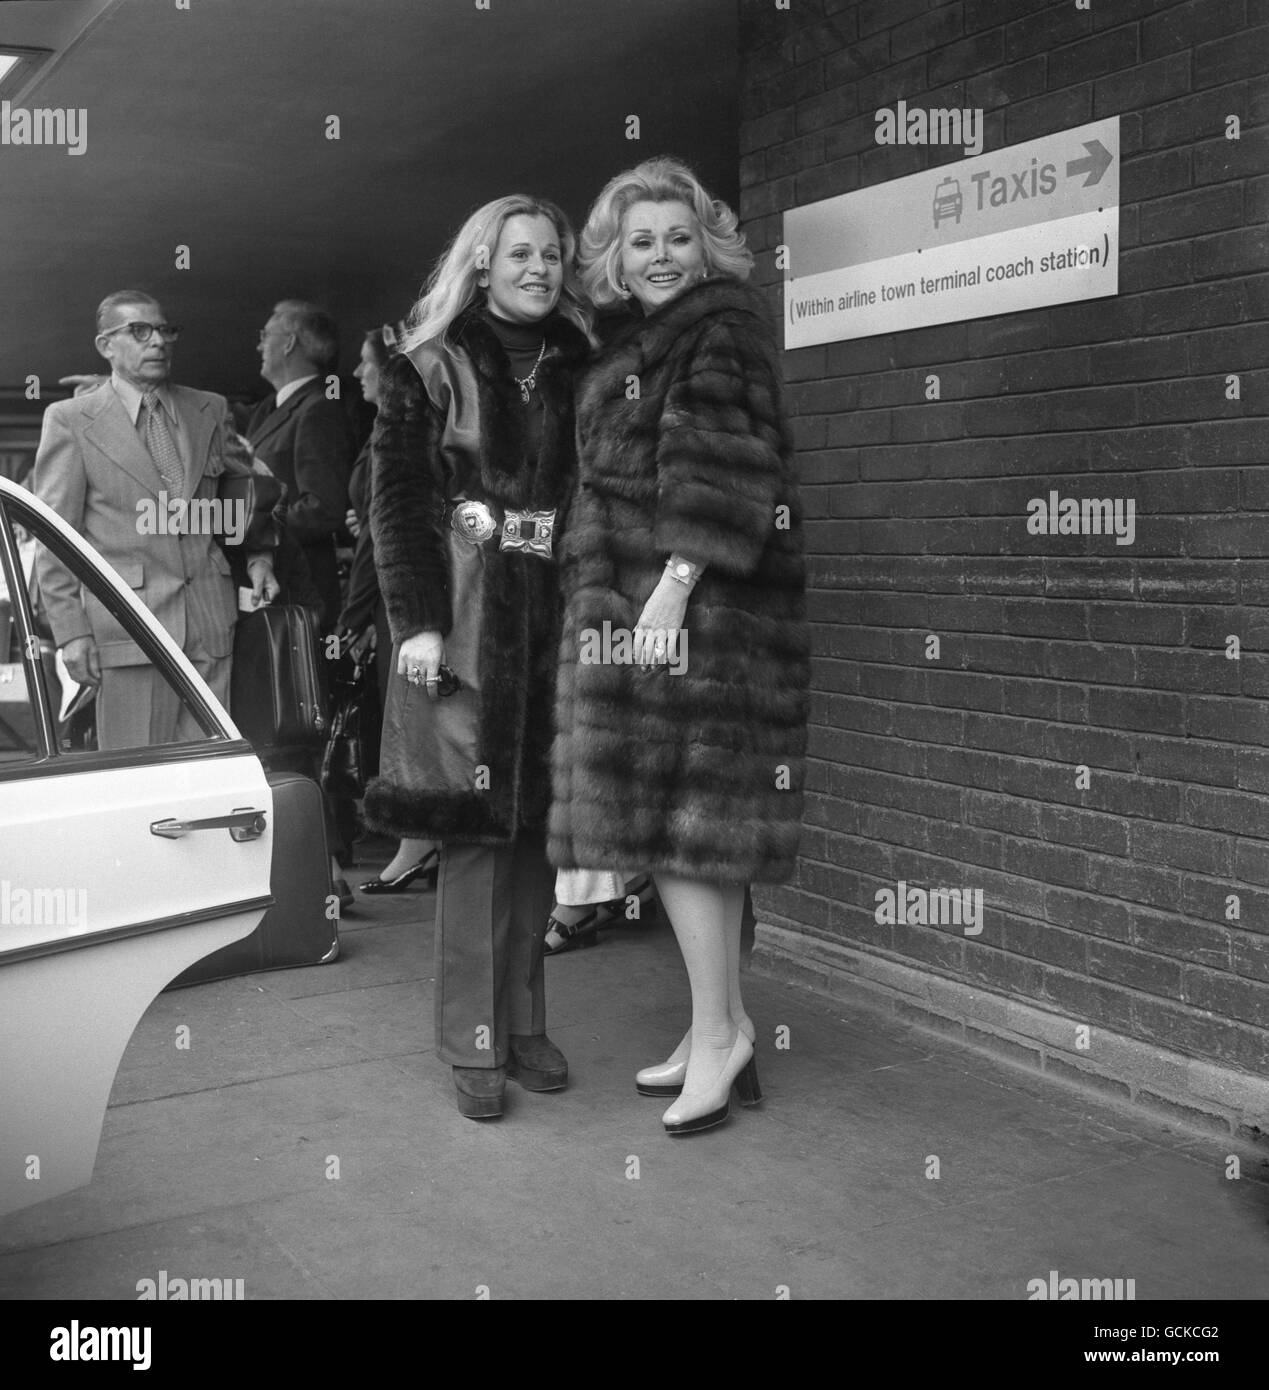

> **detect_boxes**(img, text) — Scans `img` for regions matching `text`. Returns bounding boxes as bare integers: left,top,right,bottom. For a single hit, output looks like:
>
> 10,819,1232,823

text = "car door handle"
150,808,268,841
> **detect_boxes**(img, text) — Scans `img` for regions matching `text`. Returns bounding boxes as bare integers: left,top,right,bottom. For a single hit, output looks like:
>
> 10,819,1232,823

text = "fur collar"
580,277,774,413
415,304,588,509
446,304,591,378
603,277,771,360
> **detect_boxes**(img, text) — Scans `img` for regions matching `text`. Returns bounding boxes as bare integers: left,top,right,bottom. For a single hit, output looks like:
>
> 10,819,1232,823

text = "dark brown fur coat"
364,307,590,844
548,278,809,882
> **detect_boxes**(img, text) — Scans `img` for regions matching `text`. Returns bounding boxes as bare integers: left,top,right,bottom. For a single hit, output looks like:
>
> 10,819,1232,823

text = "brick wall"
740,0,1269,1079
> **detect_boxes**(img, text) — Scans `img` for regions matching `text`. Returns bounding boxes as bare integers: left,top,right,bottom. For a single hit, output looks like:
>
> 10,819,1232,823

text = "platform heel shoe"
452,1065,505,1119
662,1033,762,1137
506,1034,569,1092
636,1018,756,1097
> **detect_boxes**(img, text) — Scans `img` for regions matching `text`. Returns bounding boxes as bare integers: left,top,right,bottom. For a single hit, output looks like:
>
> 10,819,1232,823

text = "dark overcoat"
548,278,809,883
246,378,357,627
364,307,590,845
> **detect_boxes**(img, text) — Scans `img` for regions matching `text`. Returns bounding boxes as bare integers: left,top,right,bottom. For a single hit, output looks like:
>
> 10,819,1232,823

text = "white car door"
0,478,273,1216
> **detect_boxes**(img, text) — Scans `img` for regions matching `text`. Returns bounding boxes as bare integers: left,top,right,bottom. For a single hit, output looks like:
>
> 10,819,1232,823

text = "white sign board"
783,116,1119,348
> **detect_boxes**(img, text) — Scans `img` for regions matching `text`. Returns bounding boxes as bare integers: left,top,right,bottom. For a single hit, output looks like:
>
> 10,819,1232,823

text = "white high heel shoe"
635,1018,756,1097
662,1032,762,1136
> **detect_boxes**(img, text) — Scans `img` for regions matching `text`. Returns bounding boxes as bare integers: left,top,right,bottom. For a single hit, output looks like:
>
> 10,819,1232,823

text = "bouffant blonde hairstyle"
579,156,754,309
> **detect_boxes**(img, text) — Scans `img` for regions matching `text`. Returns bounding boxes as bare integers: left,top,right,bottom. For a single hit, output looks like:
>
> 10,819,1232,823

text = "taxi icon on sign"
933,176,963,227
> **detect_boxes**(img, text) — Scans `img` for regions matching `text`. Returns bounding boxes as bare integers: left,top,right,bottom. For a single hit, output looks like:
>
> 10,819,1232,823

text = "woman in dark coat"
365,195,592,1119
550,157,809,1135
337,326,439,895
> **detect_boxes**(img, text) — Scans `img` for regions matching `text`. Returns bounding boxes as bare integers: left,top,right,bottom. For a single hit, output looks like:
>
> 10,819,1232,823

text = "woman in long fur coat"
550,158,809,1135
366,195,592,1120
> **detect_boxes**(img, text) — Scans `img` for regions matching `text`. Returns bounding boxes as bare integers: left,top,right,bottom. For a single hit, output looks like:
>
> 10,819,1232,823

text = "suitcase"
230,604,328,748
167,770,339,988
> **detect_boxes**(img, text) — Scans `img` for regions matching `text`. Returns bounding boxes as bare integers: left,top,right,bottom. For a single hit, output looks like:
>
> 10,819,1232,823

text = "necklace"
513,339,547,403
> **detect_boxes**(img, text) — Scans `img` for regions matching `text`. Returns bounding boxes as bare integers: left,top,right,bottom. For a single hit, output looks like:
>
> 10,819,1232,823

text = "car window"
0,653,42,768
0,509,52,768
0,494,232,772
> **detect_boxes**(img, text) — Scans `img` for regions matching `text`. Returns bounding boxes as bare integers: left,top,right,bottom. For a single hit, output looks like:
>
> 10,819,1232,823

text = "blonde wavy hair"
401,195,592,353
579,156,754,309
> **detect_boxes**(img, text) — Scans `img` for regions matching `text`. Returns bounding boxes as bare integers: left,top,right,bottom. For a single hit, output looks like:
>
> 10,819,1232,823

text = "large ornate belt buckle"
499,508,555,559
450,499,497,544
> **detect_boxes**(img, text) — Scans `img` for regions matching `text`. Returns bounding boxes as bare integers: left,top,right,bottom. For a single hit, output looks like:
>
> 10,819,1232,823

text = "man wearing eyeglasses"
32,289,279,748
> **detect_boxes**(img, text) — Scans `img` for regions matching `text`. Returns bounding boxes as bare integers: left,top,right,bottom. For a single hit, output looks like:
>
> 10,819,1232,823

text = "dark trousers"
434,830,554,1067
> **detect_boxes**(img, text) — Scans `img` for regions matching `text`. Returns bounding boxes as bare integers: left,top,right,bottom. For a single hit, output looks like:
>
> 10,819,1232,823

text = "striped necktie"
142,391,185,496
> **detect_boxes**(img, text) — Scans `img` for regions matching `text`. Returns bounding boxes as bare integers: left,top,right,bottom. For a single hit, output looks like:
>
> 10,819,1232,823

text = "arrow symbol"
1066,139,1113,188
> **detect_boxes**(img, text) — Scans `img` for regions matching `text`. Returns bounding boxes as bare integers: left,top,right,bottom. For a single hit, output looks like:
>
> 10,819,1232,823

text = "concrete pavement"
2,841,1266,1300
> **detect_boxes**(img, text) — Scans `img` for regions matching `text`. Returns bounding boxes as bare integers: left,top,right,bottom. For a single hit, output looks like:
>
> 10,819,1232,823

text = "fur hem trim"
364,777,543,845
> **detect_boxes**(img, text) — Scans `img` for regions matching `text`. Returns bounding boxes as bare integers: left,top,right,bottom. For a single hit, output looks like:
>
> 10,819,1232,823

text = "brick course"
742,0,1269,1079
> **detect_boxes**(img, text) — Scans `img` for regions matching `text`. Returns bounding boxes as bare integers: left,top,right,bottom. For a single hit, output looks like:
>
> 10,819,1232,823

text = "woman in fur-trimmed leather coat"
366,310,587,848
549,157,809,1136
365,195,592,1121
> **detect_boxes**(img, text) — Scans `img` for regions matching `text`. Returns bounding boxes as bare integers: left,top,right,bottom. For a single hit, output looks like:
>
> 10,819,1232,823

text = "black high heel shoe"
359,849,439,895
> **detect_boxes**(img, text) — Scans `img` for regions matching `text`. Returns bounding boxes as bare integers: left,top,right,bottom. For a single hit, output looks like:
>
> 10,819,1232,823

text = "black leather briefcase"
230,604,328,748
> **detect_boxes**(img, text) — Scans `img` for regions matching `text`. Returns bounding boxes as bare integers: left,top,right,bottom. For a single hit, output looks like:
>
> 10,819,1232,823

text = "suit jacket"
247,378,356,624
33,381,242,669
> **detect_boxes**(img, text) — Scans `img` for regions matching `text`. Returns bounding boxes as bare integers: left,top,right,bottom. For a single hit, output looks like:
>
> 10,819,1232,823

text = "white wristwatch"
665,555,703,586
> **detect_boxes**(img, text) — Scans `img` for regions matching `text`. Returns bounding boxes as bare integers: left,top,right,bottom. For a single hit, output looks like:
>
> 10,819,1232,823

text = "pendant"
518,382,531,404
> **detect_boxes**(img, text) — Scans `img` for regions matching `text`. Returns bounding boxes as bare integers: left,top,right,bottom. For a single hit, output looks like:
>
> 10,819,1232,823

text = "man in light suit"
34,290,279,750
248,300,356,631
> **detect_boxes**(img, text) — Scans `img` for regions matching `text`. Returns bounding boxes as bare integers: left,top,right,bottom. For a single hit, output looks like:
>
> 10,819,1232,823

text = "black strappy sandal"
543,905,603,955
595,877,658,931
